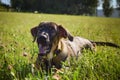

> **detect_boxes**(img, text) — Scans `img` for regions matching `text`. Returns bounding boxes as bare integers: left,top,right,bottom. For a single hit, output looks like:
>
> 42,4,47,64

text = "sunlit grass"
0,12,120,80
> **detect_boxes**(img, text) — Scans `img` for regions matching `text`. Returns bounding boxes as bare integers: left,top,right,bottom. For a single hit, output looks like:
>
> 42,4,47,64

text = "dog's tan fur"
52,36,96,68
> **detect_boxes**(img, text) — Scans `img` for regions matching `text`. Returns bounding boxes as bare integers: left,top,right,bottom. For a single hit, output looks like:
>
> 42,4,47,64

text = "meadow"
0,12,120,80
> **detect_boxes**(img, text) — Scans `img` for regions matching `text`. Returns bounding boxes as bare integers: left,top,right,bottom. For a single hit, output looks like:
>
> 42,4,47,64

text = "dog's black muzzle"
37,33,52,56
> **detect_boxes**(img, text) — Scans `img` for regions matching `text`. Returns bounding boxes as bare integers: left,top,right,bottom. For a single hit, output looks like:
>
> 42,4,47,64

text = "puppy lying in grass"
31,22,120,71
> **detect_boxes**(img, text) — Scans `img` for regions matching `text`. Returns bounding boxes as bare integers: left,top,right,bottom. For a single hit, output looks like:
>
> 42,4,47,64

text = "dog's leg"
46,52,53,72
92,42,97,52
76,51,81,60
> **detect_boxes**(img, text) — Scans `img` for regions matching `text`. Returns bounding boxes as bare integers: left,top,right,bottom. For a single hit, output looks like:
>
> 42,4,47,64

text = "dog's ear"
58,25,73,41
30,26,38,42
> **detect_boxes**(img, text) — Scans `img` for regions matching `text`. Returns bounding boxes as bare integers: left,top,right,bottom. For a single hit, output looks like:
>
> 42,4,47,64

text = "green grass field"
0,12,120,80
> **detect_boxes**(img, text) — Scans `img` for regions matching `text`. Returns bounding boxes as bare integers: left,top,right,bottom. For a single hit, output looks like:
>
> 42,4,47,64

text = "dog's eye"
49,27,53,30
49,26,55,31
38,27,42,31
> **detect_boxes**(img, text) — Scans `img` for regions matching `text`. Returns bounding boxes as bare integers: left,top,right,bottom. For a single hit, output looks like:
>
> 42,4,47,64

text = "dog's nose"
41,32,48,39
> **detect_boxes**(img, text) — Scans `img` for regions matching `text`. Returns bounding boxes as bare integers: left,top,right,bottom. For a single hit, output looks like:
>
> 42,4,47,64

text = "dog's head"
31,22,73,56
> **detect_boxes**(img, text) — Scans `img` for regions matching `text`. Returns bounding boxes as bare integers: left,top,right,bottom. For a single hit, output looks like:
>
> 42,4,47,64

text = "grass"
0,12,120,80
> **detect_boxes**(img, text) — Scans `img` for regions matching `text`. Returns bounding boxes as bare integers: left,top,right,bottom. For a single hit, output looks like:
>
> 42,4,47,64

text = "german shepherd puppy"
31,22,120,71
